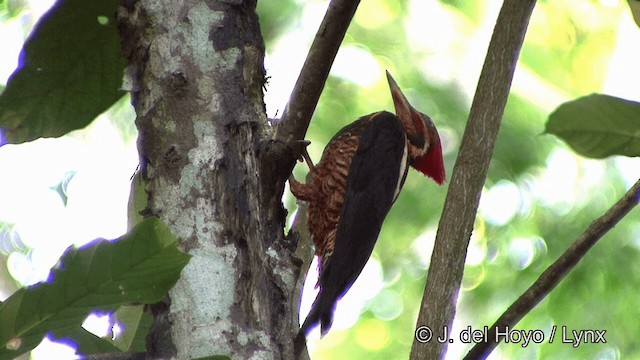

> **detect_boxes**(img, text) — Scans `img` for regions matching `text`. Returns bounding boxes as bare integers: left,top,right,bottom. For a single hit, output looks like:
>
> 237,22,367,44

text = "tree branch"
258,0,361,272
272,0,361,158
260,0,361,357
464,178,640,359
409,1,537,359
258,0,361,276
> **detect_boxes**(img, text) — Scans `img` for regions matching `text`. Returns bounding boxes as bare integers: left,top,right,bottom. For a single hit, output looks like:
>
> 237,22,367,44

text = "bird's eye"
408,132,425,149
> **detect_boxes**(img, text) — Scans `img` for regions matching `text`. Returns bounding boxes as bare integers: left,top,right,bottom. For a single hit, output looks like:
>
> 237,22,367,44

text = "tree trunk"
118,0,301,358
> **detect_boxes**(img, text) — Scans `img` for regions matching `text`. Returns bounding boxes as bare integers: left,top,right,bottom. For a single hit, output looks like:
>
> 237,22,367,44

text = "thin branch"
464,179,640,359
259,0,361,259
265,0,361,357
409,1,537,359
273,0,361,155
259,0,360,200
259,0,361,267
275,0,362,297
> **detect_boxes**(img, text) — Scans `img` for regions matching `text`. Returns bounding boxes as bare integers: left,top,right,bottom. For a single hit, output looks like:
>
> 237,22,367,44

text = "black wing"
300,111,408,336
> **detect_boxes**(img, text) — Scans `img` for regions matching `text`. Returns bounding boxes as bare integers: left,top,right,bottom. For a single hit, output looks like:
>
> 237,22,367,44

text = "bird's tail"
294,290,336,358
300,289,335,337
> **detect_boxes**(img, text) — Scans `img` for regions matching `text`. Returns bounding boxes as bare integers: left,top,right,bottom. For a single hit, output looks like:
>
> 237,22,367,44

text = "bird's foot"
295,140,314,170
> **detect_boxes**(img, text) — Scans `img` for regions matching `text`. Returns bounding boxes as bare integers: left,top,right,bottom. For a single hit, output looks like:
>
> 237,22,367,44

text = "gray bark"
118,0,301,358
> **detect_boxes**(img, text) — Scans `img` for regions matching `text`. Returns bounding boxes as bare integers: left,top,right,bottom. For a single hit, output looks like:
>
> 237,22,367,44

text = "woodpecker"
289,71,445,340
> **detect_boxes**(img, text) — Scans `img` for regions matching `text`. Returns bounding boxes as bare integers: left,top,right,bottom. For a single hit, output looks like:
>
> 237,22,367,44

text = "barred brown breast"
289,115,375,270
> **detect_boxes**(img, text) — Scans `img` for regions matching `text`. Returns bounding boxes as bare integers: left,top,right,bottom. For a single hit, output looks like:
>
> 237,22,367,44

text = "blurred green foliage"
261,0,640,359
0,0,27,21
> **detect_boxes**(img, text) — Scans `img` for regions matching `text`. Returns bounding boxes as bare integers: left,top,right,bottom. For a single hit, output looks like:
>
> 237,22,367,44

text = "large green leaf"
69,305,151,354
111,305,152,352
546,94,640,158
64,327,122,355
0,218,190,359
0,0,125,144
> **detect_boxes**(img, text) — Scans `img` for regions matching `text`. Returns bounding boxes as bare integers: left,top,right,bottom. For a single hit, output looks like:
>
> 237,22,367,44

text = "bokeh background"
1,0,639,358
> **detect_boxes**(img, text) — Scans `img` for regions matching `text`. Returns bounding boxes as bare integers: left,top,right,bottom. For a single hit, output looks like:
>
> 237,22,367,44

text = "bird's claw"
294,139,314,169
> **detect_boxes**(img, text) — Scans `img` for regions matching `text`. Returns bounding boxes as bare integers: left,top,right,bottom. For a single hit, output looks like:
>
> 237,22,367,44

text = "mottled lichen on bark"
168,251,236,355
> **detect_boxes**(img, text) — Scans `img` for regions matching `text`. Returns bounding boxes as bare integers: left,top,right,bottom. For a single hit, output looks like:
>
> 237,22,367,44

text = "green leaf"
70,305,151,354
546,94,640,158
0,0,126,144
111,305,151,352
128,171,147,229
66,328,122,354
0,218,190,359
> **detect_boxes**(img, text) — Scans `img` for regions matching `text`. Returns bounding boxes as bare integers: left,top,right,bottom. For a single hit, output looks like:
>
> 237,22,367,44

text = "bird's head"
386,71,445,185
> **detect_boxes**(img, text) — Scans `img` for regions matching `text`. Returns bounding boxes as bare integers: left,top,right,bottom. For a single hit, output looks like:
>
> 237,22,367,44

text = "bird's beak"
386,71,446,185
386,71,423,138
